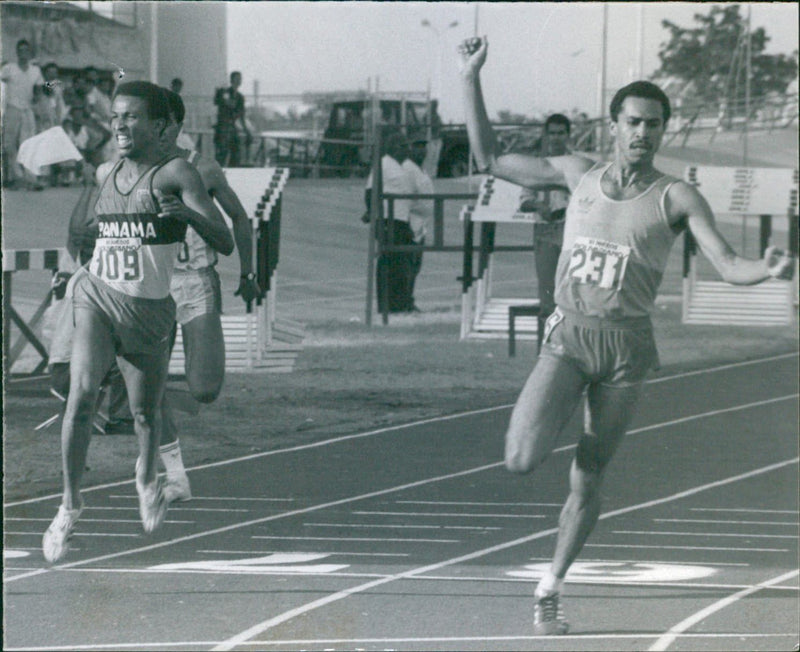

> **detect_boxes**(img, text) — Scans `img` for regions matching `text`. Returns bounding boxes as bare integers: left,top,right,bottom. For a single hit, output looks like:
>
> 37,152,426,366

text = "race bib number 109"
92,239,143,282
567,236,630,290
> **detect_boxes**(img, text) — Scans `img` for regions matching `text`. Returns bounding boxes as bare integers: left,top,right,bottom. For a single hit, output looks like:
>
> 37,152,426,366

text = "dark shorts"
540,306,659,388
73,273,175,357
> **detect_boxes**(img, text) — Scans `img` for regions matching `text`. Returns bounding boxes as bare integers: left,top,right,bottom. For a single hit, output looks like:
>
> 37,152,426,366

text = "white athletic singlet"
91,156,186,299
554,162,680,319
174,150,218,271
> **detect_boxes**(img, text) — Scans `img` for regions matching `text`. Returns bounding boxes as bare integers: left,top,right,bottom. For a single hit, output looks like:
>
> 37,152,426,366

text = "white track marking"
5,517,194,524
691,507,798,514
586,543,790,552
396,500,563,507
644,351,798,384
197,549,411,557
528,556,750,566
108,495,294,503
212,457,798,651
5,632,797,651
250,535,460,543
653,518,798,525
613,530,799,539
648,568,800,651
6,353,796,509
350,510,546,519
5,531,140,538
303,522,502,530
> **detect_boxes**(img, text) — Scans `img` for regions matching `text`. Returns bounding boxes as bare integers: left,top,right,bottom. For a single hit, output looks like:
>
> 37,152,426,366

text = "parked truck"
289,91,474,178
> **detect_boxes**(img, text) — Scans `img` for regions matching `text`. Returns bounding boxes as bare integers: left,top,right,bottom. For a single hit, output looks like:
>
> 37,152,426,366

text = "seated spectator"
34,62,68,131
55,109,91,185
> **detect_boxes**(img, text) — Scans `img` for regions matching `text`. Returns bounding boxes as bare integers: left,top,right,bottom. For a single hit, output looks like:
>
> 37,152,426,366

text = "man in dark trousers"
213,71,250,167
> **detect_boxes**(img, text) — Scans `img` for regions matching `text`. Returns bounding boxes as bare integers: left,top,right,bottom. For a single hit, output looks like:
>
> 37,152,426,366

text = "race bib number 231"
567,236,630,290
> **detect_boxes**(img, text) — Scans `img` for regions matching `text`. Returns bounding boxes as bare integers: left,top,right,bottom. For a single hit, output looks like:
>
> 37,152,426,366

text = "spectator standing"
402,137,435,311
170,78,184,95
518,113,573,319
363,132,416,313
1,39,45,189
213,71,249,166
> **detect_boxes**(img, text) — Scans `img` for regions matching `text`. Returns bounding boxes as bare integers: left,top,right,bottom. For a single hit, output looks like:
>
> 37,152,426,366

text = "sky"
226,2,799,123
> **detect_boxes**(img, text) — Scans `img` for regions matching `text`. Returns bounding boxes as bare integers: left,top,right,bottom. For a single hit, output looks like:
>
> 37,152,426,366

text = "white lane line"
351,510,546,519
250,535,459,543
109,495,294,503
586,543,790,552
644,351,799,384
5,632,797,651
5,632,797,652
612,530,799,539
212,458,798,651
5,518,195,524
242,632,799,648
648,568,800,651
4,531,141,538
83,506,250,513
690,507,799,514
396,500,563,507
7,402,797,584
527,556,751,567
653,518,798,526
411,575,799,592
303,522,502,531
197,549,411,557
7,353,796,509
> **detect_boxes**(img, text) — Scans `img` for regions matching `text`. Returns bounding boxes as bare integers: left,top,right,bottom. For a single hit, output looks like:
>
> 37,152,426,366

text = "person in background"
213,71,250,166
362,131,416,313
519,113,573,320
402,136,435,312
170,77,184,95
1,39,45,190
154,89,260,503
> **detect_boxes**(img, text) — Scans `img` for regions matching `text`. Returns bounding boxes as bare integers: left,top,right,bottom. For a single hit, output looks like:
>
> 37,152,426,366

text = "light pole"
420,19,459,102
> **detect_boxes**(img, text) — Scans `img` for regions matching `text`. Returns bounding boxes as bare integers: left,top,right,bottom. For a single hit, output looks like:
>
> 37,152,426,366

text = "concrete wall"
0,2,149,79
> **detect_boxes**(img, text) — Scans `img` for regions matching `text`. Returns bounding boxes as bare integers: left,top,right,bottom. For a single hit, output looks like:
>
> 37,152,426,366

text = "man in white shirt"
1,39,44,189
402,137,435,312
363,132,416,312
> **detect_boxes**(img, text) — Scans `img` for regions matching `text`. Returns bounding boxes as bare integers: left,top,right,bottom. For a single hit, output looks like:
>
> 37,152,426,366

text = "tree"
655,4,798,107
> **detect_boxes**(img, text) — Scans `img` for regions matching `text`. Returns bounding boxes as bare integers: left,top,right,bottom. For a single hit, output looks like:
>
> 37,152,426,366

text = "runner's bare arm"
459,37,592,191
202,160,260,301
668,181,795,284
155,159,234,255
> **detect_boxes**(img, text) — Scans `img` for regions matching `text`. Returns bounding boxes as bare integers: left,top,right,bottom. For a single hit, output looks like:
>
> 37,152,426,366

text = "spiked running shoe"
135,458,168,532
137,475,168,532
533,591,569,636
42,504,83,563
163,472,192,503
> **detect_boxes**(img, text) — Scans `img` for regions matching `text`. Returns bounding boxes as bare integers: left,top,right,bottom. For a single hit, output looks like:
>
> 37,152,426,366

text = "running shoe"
533,591,569,635
42,503,83,563
135,459,168,532
163,472,192,503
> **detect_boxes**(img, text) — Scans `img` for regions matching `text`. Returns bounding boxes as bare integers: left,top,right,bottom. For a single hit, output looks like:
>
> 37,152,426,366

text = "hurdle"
682,166,798,326
168,166,304,374
2,247,71,378
459,177,569,354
